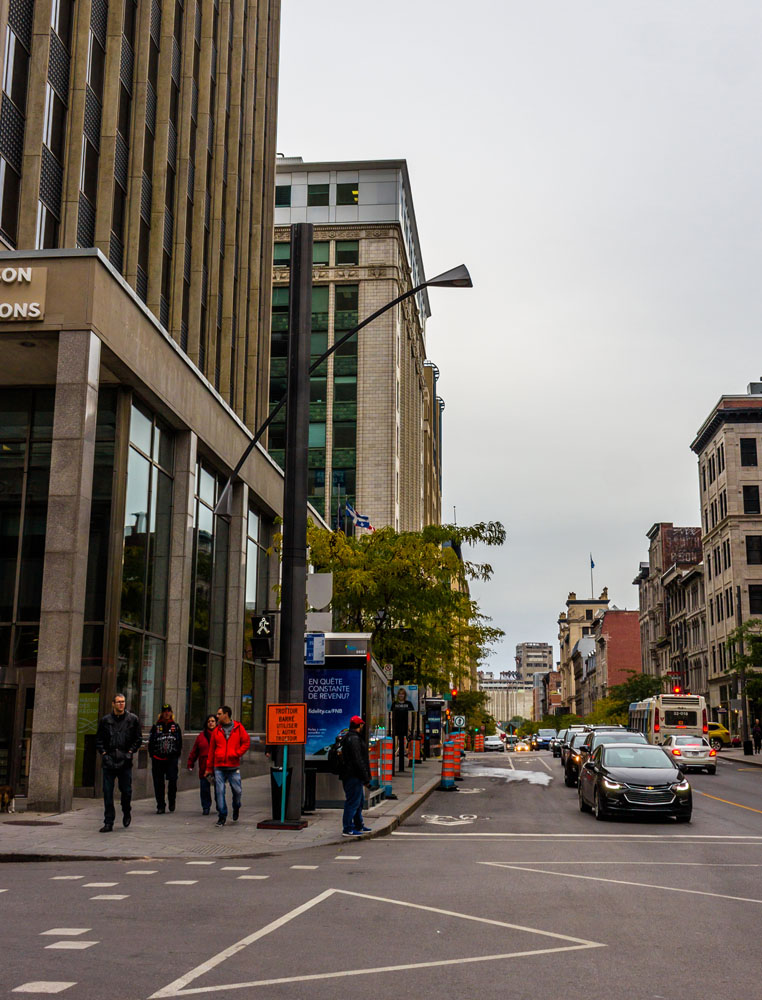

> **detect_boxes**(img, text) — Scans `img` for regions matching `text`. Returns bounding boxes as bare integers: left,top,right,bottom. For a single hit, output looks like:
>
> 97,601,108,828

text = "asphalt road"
3,749,761,999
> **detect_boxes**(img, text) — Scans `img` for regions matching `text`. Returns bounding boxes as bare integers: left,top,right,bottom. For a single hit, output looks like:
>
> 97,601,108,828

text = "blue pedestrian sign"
304,632,326,665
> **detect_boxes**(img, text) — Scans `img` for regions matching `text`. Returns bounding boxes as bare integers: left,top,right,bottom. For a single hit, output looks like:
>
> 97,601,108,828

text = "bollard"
453,733,464,780
368,740,380,789
406,737,422,763
475,733,485,752
439,739,457,790
380,736,397,799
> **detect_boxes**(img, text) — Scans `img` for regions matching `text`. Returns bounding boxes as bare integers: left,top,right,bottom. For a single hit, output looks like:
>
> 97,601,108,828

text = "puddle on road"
461,765,552,787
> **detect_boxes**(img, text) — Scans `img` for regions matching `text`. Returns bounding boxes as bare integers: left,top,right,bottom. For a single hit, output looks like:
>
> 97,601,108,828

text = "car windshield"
604,746,676,768
674,736,709,747
570,734,588,747
538,730,556,737
593,732,644,747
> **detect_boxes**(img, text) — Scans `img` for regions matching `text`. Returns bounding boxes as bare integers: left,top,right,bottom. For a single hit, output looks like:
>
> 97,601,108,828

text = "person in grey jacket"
95,694,142,832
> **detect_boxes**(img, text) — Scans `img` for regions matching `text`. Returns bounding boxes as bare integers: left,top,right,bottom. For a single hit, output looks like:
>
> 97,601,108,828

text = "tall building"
557,590,609,713
577,610,641,714
477,670,533,724
268,157,443,531
691,381,762,727
0,0,282,811
514,641,553,681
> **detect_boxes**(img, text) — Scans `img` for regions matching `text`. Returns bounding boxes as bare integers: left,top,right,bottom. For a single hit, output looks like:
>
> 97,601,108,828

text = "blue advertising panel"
304,666,363,759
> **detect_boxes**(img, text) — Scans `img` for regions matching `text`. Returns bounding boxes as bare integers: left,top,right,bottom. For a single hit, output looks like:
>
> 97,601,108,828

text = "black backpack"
327,731,348,775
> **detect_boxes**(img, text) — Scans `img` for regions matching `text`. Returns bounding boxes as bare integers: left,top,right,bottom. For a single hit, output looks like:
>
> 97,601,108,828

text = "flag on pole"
345,501,374,531
590,554,595,569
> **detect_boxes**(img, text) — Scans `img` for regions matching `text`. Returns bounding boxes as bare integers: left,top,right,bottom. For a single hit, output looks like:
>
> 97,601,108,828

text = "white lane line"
49,876,84,881
186,861,215,866
507,754,515,770
221,866,250,871
89,894,129,900
12,983,77,994
40,929,91,937
392,831,762,839
290,865,318,870
537,757,553,773
149,887,605,998
238,875,269,880
44,941,99,951
501,862,762,867
480,862,762,904
165,880,198,885
127,870,158,875
0,888,8,892
83,882,118,888
334,856,361,861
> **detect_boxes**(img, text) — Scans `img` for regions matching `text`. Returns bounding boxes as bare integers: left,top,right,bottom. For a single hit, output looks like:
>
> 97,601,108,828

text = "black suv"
563,730,592,787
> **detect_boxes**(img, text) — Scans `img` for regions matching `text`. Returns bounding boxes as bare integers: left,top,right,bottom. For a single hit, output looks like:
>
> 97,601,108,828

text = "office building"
268,157,443,531
514,641,553,681
557,590,609,713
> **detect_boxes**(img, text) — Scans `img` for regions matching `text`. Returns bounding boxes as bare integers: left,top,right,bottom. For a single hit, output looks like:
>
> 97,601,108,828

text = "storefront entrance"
0,677,34,798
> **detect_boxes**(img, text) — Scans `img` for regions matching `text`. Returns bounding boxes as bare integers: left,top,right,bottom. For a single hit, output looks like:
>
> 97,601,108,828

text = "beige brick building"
691,382,762,726
269,158,443,532
557,590,610,713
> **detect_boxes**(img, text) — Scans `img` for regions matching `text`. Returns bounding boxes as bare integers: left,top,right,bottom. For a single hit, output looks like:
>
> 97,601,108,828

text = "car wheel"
564,768,575,787
593,789,607,821
675,813,692,823
578,785,591,812
707,766,716,775
710,738,722,751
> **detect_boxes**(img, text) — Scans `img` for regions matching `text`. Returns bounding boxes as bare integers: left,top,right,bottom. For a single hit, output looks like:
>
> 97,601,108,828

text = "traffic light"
451,688,458,698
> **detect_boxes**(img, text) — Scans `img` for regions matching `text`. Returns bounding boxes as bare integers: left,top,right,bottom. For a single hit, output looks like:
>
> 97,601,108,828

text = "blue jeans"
199,776,213,812
342,776,365,833
103,766,132,826
214,768,242,819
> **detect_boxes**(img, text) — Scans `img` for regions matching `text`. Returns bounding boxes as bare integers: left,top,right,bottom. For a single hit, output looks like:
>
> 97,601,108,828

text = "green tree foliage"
726,618,762,709
306,521,505,692
454,688,494,733
607,671,665,717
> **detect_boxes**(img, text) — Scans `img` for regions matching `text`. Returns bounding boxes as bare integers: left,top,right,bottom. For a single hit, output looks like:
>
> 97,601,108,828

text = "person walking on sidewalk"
752,719,762,754
341,715,372,838
187,714,217,814
205,706,250,827
95,693,142,832
148,704,183,814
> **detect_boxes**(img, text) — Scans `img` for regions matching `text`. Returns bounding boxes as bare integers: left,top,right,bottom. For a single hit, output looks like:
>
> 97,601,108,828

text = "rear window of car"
538,730,556,737
674,736,709,747
603,746,676,768
592,732,645,747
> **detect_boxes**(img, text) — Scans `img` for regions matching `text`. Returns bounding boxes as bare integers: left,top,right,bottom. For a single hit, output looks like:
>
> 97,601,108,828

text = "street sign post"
264,704,307,826
305,633,326,665
453,714,466,729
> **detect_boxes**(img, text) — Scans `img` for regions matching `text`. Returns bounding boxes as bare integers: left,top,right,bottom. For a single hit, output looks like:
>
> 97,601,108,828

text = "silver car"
660,735,717,774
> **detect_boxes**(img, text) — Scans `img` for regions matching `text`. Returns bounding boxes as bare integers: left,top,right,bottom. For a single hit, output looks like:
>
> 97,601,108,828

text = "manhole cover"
5,820,63,826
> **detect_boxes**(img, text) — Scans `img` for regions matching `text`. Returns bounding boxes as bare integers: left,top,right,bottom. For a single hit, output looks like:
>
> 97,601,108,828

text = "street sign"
382,662,394,679
453,715,466,728
266,703,307,745
304,632,325,665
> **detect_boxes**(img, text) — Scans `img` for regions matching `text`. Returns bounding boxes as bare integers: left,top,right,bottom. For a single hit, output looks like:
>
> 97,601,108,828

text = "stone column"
27,330,101,812
224,482,248,717
164,431,197,726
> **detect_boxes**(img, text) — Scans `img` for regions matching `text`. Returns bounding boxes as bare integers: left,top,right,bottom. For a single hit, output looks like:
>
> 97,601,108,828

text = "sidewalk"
716,747,762,768
0,762,440,862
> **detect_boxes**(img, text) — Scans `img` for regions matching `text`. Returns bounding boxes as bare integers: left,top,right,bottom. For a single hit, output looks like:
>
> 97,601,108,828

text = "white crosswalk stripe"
44,941,99,950
12,983,77,994
40,929,90,937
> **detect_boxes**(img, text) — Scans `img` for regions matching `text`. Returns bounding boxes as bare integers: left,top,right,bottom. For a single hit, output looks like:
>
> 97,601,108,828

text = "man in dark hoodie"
148,703,183,814
341,715,372,838
95,693,142,832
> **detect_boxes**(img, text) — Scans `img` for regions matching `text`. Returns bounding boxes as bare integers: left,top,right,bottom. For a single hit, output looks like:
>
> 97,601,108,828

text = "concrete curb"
717,752,762,769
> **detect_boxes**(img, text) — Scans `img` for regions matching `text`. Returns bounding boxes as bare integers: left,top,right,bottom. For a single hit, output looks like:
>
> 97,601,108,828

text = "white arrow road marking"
421,814,477,826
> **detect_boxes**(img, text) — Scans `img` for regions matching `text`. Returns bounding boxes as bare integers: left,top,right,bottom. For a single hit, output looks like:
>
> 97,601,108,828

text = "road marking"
421,814,477,826
165,880,198,885
537,756,553,773
334,856,361,860
90,894,129,900
12,984,77,994
44,941,99,951
186,861,215,865
392,831,762,839
127,870,158,875
238,875,269,880
221,866,250,871
40,929,91,937
694,789,762,814
50,876,84,881
83,882,118,888
290,865,318,870
502,861,762,867
148,887,605,998
480,862,762,904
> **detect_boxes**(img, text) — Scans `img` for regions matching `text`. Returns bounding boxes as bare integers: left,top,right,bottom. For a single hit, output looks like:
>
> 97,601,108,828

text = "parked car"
484,734,505,752
563,731,592,787
551,729,567,757
706,721,731,750
535,728,557,750
578,742,692,822
577,729,648,770
560,727,590,767
660,735,717,774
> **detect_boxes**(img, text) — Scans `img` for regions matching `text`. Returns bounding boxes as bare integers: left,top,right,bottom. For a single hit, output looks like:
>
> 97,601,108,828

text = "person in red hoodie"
187,714,217,815
205,705,250,827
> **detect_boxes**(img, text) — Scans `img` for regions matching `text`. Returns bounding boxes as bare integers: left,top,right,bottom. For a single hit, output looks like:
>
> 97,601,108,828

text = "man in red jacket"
205,705,250,827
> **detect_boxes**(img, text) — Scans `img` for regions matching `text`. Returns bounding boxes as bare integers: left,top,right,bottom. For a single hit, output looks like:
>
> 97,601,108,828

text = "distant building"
578,610,642,713
477,670,533,724
557,590,610,714
515,641,554,681
691,381,762,727
661,563,707,699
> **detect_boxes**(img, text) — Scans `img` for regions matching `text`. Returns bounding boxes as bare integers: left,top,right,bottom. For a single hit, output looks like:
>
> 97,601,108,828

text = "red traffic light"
451,688,458,698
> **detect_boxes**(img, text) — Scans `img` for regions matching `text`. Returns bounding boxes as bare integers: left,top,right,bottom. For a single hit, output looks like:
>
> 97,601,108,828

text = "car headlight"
672,779,690,792
602,777,624,791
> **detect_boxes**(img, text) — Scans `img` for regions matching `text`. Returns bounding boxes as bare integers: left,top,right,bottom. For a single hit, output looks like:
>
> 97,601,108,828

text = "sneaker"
202,809,210,816
356,826,372,833
123,813,131,828
156,806,165,814
215,818,226,827
342,830,362,837
168,803,175,813
232,805,240,822
99,824,113,833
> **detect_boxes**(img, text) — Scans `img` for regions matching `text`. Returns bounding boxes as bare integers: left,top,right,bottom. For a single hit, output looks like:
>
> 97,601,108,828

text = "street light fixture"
217,223,471,824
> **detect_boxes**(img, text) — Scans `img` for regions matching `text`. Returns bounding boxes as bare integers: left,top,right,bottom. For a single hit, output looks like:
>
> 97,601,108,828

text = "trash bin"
269,765,292,820
743,739,754,756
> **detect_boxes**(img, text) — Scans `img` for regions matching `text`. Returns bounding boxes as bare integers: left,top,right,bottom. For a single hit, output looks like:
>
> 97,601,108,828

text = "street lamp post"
216,221,472,824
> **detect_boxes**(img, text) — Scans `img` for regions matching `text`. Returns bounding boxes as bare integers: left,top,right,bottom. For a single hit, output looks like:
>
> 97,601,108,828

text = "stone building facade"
269,158,443,532
557,590,609,713
578,610,642,713
515,641,554,681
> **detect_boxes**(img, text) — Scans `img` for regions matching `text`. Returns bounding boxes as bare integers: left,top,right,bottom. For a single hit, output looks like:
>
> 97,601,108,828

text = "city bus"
628,693,708,745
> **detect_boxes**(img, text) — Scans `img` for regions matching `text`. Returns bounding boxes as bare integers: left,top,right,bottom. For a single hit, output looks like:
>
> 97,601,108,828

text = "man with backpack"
339,715,372,838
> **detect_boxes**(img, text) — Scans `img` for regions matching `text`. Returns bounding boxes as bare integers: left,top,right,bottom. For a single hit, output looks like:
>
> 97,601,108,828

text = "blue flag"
590,554,595,569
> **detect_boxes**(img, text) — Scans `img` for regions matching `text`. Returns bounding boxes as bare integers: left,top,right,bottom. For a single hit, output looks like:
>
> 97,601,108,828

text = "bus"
628,693,708,745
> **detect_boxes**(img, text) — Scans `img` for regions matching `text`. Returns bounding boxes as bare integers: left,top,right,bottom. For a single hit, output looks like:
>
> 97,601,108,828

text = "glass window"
308,422,326,448
121,447,151,626
36,203,59,250
333,422,356,449
335,284,359,330
271,286,289,358
117,628,142,717
43,86,66,161
307,184,329,206
332,467,355,496
744,485,760,514
750,586,762,616
129,403,153,454
0,158,20,245
51,0,75,47
0,440,25,621
746,536,762,565
310,377,327,403
275,184,291,207
336,183,359,205
81,138,99,202
274,242,290,267
313,241,329,265
741,438,758,467
311,286,329,357
3,30,30,110
336,240,359,265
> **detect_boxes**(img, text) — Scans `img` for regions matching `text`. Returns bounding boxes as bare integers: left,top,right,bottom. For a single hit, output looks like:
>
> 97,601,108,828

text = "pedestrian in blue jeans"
341,716,372,837
205,705,251,827
187,715,217,814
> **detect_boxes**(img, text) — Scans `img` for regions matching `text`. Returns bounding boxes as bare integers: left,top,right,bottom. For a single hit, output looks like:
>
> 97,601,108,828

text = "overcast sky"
277,1,762,670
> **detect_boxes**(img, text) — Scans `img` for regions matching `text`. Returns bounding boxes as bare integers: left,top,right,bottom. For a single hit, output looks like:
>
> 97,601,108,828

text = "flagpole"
590,555,594,599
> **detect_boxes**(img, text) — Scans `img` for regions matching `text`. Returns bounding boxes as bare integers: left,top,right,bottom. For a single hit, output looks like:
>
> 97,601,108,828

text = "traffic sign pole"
280,745,288,824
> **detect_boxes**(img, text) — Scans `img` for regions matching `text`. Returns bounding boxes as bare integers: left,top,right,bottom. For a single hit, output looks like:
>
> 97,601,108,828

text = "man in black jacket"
95,693,142,832
148,704,183,814
341,715,372,838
